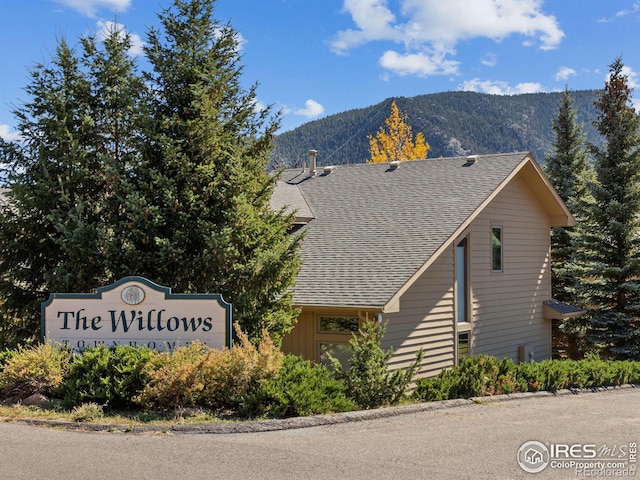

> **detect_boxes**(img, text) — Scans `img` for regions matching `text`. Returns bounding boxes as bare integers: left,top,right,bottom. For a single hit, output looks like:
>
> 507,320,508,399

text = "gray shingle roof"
275,152,551,309
543,299,587,318
270,181,314,223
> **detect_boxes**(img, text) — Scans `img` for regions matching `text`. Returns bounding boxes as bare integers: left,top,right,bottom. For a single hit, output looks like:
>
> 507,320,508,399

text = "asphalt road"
1,388,638,480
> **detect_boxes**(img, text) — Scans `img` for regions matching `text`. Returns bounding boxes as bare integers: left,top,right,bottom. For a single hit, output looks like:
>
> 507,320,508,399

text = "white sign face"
41,277,232,351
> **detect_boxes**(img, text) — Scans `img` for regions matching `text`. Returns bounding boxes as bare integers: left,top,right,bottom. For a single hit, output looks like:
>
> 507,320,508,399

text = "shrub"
59,344,152,409
331,320,423,409
72,402,104,422
0,348,16,368
240,355,357,418
133,342,207,410
413,355,526,401
0,343,71,400
414,355,640,402
135,324,283,411
196,325,283,410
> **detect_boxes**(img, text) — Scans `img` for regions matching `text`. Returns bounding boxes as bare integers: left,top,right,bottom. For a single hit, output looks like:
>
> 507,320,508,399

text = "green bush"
413,356,526,401
0,343,71,400
331,320,423,409
240,355,357,418
58,344,152,409
414,355,640,402
0,348,16,368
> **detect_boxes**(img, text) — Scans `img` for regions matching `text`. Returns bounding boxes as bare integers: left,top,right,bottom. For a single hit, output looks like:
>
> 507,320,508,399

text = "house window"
319,342,352,369
457,331,470,364
456,237,469,323
491,226,503,272
316,315,359,368
318,316,359,333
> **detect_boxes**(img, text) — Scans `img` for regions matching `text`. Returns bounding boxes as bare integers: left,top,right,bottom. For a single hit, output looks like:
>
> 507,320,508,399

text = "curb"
4,384,637,435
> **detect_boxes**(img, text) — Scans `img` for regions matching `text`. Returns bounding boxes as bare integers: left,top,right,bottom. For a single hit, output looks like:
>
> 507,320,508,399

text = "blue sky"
1,0,639,140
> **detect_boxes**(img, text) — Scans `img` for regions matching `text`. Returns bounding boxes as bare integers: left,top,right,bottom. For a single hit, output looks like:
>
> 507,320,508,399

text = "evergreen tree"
109,0,302,344
0,36,113,346
544,88,592,357
368,100,429,163
580,57,640,359
0,0,301,347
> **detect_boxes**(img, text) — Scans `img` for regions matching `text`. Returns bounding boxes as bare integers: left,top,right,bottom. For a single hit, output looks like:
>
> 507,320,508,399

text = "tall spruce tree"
0,0,301,347
544,88,592,357
545,88,591,302
580,57,640,359
0,32,133,346
115,0,301,344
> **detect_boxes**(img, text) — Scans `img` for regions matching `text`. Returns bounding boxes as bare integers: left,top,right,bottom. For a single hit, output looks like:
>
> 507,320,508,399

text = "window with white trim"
491,226,503,272
456,237,470,324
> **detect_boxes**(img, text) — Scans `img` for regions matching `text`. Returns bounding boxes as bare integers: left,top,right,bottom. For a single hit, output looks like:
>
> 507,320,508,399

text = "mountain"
270,90,601,169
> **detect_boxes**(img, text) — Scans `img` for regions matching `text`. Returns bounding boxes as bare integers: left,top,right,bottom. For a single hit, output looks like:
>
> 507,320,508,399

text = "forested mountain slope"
270,90,601,169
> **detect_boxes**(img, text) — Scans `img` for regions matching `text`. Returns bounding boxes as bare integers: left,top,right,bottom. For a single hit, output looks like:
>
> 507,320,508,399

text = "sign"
41,277,232,351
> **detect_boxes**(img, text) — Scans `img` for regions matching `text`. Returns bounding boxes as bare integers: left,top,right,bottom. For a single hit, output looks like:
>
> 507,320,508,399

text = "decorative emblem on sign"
122,285,145,305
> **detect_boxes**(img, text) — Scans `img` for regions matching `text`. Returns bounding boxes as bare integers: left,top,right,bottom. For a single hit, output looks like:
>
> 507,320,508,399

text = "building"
272,151,579,378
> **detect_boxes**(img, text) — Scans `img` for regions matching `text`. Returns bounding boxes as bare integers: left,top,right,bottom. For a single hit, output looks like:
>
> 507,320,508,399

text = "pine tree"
544,88,592,357
0,37,108,346
0,1,301,347
368,100,429,163
580,57,640,359
113,0,302,344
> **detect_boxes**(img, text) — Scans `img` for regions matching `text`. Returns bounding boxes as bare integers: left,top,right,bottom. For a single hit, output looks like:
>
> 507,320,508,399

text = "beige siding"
383,250,456,378
470,172,552,362
281,307,370,362
283,168,554,374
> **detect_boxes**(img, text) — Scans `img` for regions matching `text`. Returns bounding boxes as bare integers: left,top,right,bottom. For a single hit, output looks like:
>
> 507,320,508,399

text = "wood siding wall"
383,251,455,378
469,172,552,362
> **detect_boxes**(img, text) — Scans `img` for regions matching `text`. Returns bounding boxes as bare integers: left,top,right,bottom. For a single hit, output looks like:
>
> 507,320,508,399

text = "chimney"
308,149,318,177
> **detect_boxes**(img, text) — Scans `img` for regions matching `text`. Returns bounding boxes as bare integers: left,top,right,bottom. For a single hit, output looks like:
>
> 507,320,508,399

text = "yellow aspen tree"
368,100,430,163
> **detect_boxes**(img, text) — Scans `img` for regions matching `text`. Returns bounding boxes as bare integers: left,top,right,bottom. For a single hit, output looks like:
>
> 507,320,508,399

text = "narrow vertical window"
456,237,469,323
491,226,502,272
457,331,470,364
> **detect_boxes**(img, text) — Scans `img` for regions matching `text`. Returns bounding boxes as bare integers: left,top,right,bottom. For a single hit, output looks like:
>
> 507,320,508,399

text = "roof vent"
465,155,479,165
307,149,318,177
323,165,337,174
389,160,401,170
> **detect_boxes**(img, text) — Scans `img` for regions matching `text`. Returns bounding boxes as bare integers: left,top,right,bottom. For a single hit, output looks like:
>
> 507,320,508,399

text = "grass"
0,402,231,426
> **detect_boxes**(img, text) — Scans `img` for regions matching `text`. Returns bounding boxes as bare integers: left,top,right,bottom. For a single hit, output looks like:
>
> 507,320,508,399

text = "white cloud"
294,100,325,118
97,21,144,56
461,78,544,95
598,3,640,23
52,0,131,18
555,66,576,81
0,125,21,143
379,49,459,76
481,53,497,67
332,0,564,77
331,0,400,54
622,65,639,89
